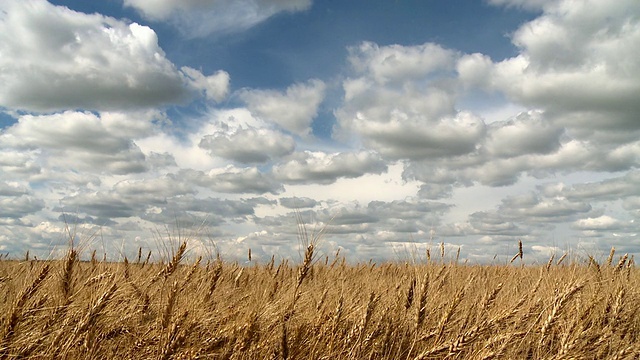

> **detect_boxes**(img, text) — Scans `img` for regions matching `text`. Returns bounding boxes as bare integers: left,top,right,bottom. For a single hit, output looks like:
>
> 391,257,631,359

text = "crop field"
1,242,639,359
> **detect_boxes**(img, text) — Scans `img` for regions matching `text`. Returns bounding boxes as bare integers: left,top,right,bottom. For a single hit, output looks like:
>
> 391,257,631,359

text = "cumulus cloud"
0,182,28,197
113,175,195,200
573,215,628,231
0,111,151,175
314,199,450,242
487,0,555,11
54,175,270,229
272,150,387,184
139,196,261,226
0,195,44,219
468,211,528,237
441,188,594,242
30,170,102,190
0,150,41,178
180,167,284,194
348,41,457,84
484,110,563,158
0,221,73,254
623,198,640,218
472,0,640,132
56,176,195,222
279,197,318,209
339,5,640,193
355,110,486,160
0,0,231,112
4,0,640,262
436,0,640,195
417,184,454,200
498,192,592,222
181,67,230,102
199,126,295,164
367,199,451,220
335,41,489,162
240,79,326,136
124,0,312,37
557,171,640,202
253,198,450,257
456,53,494,88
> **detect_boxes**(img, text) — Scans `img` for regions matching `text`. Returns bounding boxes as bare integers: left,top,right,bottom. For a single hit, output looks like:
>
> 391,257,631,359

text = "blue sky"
1,0,639,264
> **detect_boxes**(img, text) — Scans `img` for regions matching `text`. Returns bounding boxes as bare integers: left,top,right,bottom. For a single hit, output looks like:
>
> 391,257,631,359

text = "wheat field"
0,242,639,359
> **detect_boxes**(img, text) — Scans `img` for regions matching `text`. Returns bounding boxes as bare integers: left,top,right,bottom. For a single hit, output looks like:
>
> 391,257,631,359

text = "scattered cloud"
559,171,640,202
0,0,230,112
484,111,563,158
472,0,640,134
347,41,457,85
2,0,640,262
272,150,387,184
240,79,326,136
199,126,295,164
0,111,151,175
573,215,628,231
180,167,284,195
279,197,318,209
123,0,312,37
487,0,554,11
0,195,44,219
181,67,230,102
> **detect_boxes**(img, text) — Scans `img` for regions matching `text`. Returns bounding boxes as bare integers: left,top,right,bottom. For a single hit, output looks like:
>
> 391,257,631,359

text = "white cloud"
335,1,640,198
468,211,529,236
559,171,640,202
453,1,640,196
279,162,421,208
418,183,454,200
352,110,486,160
279,197,318,209
483,0,640,131
457,53,494,88
240,79,326,136
0,195,44,219
531,245,562,255
487,0,555,11
3,0,640,262
0,182,28,197
123,0,312,37
0,0,212,112
199,126,295,164
180,166,284,194
0,150,41,178
30,170,102,189
272,150,387,184
622,199,640,221
336,41,486,161
58,176,194,221
484,110,563,158
501,194,592,222
181,67,230,102
348,41,457,84
573,215,625,231
572,215,637,240
0,111,152,175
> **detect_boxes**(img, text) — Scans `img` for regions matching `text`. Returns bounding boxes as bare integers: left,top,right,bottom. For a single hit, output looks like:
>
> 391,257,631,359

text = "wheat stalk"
606,247,616,267
539,281,585,347
2,264,50,346
152,241,187,283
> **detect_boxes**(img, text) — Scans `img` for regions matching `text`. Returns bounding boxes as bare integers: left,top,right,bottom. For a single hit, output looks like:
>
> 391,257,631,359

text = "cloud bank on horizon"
1,0,639,263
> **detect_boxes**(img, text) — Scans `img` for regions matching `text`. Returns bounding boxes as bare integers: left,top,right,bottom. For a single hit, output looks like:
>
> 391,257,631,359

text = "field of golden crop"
1,242,639,359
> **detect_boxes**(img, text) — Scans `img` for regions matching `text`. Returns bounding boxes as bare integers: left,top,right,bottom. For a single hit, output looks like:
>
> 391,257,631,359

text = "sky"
1,0,640,264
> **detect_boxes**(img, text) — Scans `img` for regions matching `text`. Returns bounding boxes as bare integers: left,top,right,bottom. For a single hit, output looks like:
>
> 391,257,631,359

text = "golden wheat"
0,245,638,359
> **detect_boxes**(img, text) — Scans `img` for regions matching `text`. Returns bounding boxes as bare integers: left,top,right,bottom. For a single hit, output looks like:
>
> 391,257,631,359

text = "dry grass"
0,245,639,359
